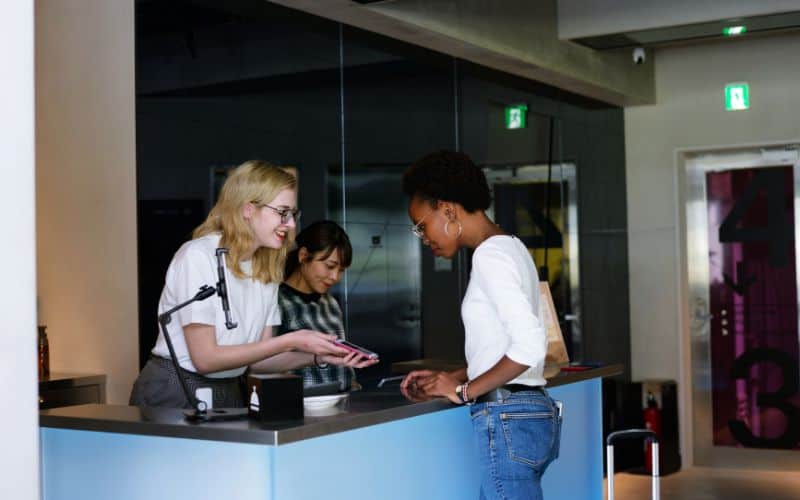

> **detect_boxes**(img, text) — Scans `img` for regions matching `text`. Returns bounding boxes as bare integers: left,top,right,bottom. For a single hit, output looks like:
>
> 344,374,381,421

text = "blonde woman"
130,160,348,409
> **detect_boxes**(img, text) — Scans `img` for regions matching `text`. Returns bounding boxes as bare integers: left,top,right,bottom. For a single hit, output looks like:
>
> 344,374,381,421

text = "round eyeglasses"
258,203,301,224
410,209,433,239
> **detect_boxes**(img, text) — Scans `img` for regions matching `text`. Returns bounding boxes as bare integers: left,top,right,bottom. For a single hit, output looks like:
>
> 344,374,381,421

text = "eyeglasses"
258,203,301,224
410,209,433,239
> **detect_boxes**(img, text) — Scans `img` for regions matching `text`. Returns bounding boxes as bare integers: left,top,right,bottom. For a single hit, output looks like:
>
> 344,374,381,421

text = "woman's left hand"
417,371,462,404
319,351,379,369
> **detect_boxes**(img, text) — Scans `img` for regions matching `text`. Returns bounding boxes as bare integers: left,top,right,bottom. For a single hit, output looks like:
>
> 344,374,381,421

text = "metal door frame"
681,143,800,469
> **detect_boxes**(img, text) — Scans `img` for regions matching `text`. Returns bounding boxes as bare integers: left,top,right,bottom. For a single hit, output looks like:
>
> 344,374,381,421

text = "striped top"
276,283,354,390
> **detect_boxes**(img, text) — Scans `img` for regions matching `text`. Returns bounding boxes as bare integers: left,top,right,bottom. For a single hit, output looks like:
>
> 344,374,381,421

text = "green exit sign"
505,104,528,129
723,26,746,36
725,83,750,111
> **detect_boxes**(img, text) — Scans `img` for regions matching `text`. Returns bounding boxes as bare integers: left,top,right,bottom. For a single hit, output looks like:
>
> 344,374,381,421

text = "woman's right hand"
287,329,349,356
400,370,437,402
400,370,436,390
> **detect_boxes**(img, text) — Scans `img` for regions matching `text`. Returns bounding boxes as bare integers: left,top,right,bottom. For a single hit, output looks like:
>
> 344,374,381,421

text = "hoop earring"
444,220,463,238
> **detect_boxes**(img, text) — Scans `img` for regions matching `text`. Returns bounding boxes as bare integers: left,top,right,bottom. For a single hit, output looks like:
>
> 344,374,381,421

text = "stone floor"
605,467,800,500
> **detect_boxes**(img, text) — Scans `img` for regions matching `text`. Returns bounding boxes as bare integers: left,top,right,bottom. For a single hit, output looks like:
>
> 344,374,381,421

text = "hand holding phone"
334,339,379,360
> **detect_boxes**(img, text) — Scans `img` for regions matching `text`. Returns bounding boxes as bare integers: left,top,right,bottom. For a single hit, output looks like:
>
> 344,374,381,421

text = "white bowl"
303,393,348,410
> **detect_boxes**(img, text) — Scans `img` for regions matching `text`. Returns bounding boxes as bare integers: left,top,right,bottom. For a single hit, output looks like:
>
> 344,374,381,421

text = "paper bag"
539,282,570,378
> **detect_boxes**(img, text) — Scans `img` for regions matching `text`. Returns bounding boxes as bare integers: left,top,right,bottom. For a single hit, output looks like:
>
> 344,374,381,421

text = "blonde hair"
194,160,297,283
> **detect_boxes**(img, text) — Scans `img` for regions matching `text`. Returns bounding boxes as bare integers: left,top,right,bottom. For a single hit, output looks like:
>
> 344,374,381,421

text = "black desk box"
246,374,303,421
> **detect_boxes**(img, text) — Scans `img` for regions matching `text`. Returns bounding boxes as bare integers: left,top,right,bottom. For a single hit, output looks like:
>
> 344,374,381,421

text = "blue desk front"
41,376,606,500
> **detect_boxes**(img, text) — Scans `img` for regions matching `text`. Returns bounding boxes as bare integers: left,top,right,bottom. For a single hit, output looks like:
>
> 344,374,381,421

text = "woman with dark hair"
399,151,561,500
256,220,377,387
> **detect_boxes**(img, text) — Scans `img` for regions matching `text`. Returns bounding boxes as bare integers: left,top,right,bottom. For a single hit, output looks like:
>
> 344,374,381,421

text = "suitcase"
606,429,660,500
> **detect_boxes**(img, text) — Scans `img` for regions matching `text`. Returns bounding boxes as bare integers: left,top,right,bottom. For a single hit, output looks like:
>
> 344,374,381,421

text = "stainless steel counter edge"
546,363,623,387
39,396,456,446
40,365,623,446
39,373,107,391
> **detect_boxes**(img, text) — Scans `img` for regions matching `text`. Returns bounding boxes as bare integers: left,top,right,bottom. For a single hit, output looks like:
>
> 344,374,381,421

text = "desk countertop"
40,364,622,446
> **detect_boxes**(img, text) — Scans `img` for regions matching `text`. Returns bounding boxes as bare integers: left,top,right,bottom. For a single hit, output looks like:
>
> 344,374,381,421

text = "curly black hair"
402,151,491,213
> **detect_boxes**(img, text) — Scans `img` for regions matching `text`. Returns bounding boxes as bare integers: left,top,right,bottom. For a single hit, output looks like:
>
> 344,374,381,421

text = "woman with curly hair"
400,151,562,500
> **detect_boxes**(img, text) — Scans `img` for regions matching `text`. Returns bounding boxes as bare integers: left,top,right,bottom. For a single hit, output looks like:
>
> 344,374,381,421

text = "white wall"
36,0,138,404
0,2,39,498
625,33,800,463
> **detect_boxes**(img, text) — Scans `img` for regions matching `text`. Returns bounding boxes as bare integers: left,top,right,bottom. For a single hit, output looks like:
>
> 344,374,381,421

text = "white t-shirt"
461,235,547,386
151,233,281,378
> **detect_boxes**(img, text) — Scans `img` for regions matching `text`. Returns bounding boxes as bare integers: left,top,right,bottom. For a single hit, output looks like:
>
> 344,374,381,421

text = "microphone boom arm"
215,248,238,330
157,284,217,415
151,248,248,422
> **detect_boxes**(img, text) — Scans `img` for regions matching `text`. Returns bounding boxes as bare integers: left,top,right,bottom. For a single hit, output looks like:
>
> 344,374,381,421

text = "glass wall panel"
458,63,628,367
457,64,578,358
334,28,457,378
135,1,341,367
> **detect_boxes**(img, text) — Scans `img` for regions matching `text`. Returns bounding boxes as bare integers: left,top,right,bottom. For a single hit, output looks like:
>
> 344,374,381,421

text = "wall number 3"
728,348,800,448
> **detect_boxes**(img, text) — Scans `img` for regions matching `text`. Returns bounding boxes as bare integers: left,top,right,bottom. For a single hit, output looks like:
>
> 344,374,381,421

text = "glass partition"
333,28,457,377
458,64,583,360
135,1,341,367
135,1,626,372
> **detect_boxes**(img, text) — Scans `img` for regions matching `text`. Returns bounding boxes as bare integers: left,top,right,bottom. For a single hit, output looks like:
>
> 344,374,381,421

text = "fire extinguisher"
643,392,661,472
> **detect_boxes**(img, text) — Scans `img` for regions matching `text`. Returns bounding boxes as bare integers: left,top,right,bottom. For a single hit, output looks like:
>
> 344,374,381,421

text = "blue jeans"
470,389,562,500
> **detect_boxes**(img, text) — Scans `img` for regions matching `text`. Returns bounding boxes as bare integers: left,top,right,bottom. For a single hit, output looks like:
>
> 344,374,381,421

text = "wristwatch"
457,382,475,405
455,384,465,404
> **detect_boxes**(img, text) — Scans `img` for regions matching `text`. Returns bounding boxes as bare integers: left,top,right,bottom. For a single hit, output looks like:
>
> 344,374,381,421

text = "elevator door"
687,148,800,469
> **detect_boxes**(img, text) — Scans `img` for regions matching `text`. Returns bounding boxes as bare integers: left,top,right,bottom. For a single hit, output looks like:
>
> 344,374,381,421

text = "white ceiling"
557,0,800,48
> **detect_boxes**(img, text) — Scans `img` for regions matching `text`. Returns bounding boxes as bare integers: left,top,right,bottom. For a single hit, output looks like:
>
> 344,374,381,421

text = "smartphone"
335,339,379,360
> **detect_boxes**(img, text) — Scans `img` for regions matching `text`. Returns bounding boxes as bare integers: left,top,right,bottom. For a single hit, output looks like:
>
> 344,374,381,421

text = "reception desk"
40,365,621,500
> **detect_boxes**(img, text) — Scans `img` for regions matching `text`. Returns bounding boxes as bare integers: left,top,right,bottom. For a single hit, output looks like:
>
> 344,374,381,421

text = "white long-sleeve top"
461,235,547,386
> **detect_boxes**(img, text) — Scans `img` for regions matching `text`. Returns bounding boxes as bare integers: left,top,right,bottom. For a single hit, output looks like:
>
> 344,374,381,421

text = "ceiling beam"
269,0,654,106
